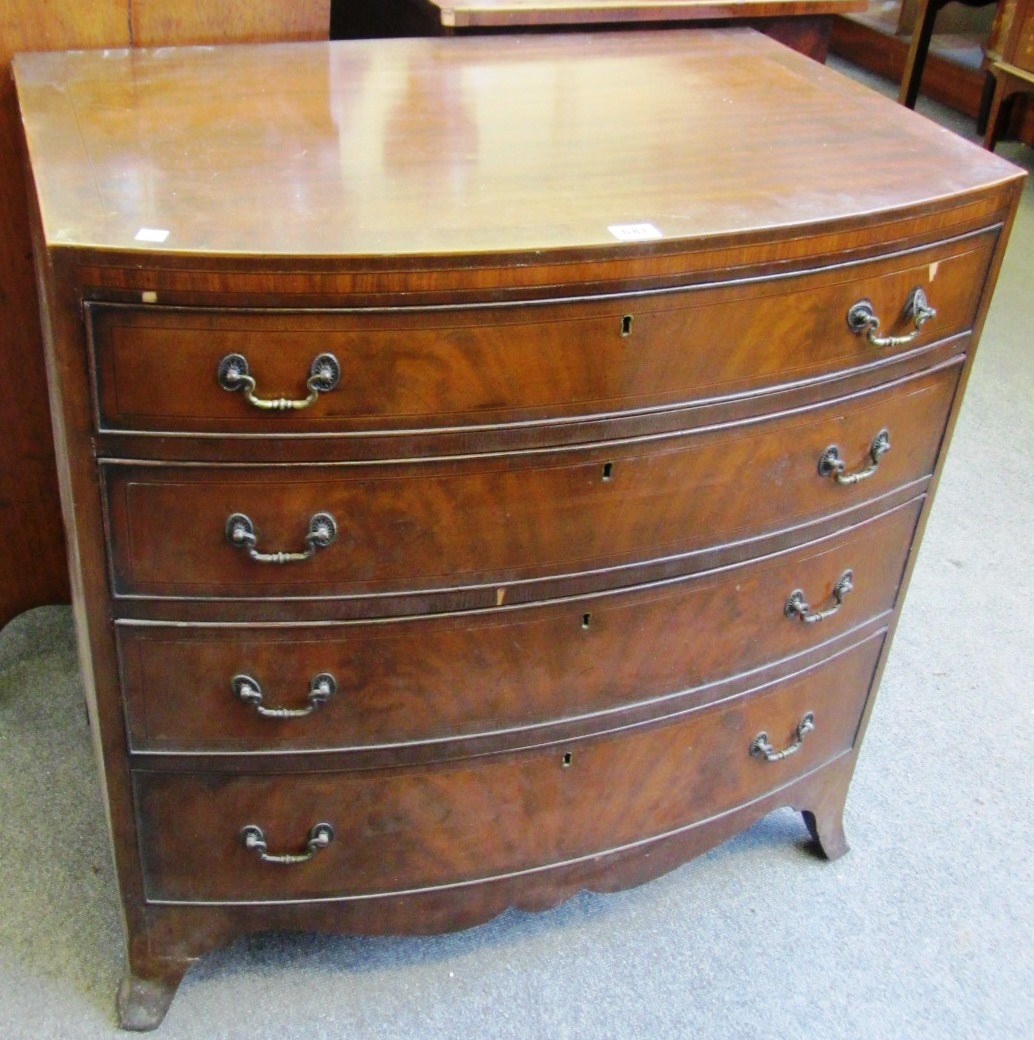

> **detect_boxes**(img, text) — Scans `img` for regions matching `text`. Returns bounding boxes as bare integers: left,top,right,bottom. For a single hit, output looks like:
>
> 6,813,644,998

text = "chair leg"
983,75,1010,151
899,0,943,108
976,70,997,135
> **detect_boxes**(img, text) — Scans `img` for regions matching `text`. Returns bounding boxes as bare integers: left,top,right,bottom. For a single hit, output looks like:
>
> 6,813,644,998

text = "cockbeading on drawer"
86,229,994,440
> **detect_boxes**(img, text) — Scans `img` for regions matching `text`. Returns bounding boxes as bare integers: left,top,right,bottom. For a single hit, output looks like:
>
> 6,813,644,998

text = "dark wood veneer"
15,31,1023,1031
118,499,920,755
88,229,993,435
135,632,883,905
103,365,958,599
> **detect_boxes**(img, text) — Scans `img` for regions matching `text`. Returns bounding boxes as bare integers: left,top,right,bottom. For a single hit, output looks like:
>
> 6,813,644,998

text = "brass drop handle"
751,712,815,763
233,673,336,718
217,352,341,410
240,823,334,865
225,512,337,564
847,286,936,348
785,570,854,625
818,429,891,486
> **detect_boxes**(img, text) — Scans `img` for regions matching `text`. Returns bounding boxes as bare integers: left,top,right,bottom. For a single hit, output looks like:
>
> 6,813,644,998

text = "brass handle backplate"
240,823,334,865
225,512,337,564
751,712,815,763
819,429,891,486
847,286,936,348
233,673,337,718
785,570,854,625
217,352,341,410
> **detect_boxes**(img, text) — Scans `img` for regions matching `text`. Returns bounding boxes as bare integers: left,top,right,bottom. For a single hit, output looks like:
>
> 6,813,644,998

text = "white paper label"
607,223,663,242
134,227,170,243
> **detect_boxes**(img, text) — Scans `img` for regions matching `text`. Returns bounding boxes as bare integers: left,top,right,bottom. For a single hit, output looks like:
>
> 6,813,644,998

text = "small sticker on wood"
608,223,663,242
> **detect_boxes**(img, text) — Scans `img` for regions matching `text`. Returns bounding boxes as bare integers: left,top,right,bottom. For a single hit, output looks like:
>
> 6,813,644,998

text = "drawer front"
135,632,884,903
89,230,992,434
104,365,958,599
119,500,920,754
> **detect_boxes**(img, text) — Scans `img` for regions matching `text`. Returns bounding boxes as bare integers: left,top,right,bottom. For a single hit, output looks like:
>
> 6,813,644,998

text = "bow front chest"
14,30,1023,1030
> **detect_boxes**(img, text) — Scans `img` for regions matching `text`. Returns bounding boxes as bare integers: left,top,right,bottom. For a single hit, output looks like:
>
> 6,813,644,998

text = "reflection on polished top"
14,29,1019,258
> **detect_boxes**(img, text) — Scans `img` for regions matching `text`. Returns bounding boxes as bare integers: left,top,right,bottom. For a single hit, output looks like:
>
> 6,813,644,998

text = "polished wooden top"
15,29,1021,259
424,0,867,29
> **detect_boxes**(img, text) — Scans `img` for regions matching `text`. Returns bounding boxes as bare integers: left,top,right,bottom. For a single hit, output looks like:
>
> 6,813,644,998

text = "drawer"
88,230,993,435
118,499,920,754
104,364,958,600
135,631,884,904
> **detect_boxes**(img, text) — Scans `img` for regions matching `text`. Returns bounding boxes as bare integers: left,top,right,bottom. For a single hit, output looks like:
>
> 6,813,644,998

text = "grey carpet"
1,60,1031,1040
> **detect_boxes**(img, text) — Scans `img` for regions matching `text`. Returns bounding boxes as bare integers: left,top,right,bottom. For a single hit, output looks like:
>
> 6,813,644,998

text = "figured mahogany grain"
15,31,1024,1032
127,753,860,970
135,631,883,903
103,365,958,599
89,229,994,435
118,500,918,754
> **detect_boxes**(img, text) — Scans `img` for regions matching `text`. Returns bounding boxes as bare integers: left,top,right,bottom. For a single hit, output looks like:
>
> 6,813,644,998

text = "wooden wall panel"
130,1,330,47
0,2,330,632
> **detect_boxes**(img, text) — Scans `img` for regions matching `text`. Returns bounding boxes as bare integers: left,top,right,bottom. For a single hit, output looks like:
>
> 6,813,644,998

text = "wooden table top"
421,0,867,29
15,29,1020,259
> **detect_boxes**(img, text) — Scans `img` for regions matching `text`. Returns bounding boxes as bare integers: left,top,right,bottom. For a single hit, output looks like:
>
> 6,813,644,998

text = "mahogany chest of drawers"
14,29,1023,1030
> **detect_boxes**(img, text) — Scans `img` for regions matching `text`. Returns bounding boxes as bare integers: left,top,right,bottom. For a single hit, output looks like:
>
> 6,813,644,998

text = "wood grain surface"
87,228,994,435
134,631,883,904
16,29,1023,1029
117,499,919,755
14,31,1021,258
102,364,959,600
130,1,328,46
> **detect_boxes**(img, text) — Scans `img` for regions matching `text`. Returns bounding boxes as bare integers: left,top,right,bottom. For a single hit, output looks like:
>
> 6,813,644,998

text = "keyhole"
621,314,634,337
562,752,573,769
582,612,592,629
602,462,614,482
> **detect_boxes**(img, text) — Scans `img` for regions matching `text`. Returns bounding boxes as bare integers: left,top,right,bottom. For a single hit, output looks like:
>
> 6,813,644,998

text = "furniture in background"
830,0,1034,142
0,1,329,632
983,0,1034,146
332,0,867,60
898,0,998,107
16,29,1022,1030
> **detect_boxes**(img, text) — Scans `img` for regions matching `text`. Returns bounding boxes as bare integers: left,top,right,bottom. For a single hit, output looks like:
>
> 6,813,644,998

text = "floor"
0,56,1031,1040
